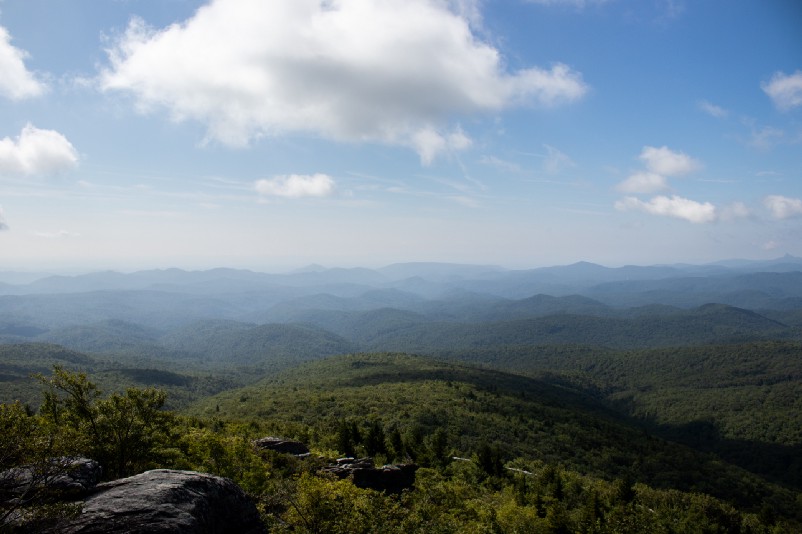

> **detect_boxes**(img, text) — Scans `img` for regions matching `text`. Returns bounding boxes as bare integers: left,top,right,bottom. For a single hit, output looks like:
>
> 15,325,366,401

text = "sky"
0,0,801,273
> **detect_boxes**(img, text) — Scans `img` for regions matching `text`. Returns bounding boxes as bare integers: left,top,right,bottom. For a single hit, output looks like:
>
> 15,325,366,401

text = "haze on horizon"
1,0,801,273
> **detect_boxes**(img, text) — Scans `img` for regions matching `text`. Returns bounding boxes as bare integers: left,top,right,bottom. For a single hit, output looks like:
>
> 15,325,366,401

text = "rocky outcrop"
0,457,101,500
254,436,310,456
322,458,418,493
55,469,264,534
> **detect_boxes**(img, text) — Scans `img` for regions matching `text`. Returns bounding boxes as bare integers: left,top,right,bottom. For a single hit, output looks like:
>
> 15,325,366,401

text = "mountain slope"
160,320,356,369
190,352,797,517
361,304,792,352
38,319,164,353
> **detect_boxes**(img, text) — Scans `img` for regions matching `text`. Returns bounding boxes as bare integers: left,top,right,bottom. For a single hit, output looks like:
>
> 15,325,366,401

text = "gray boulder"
253,436,310,456
322,457,418,493
56,469,264,534
0,457,101,500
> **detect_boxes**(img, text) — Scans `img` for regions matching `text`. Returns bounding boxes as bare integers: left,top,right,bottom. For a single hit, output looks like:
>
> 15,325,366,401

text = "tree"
476,442,504,478
336,421,356,457
387,427,405,462
363,421,386,457
426,428,449,467
0,402,79,530
37,366,174,479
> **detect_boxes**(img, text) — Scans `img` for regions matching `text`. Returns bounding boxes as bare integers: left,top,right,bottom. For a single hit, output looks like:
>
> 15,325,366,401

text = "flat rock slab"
57,469,264,534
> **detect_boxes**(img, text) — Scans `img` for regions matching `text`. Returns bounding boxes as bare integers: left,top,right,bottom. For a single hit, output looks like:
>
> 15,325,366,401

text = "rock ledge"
57,469,264,534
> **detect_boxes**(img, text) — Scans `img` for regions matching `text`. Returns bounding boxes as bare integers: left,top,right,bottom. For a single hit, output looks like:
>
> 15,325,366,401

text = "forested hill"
190,352,799,521
2,300,799,358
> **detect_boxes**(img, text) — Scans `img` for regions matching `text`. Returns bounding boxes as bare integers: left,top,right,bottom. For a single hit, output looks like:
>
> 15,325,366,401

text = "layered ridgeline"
1,259,801,529
2,257,802,331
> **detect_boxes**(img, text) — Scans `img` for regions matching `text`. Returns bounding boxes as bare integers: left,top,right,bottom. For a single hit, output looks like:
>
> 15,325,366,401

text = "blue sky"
0,0,801,272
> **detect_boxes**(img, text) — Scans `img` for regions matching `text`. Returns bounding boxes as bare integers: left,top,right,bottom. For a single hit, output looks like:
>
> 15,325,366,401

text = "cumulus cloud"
764,195,802,219
698,100,728,119
99,0,588,163
616,172,668,194
0,25,46,100
255,173,335,198
0,206,8,231
615,195,717,223
761,70,802,111
0,124,79,176
615,145,699,194
639,146,700,176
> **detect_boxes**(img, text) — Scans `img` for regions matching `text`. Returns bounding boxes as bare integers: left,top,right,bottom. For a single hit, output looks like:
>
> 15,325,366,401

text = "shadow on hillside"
327,356,802,502
648,419,802,491
338,364,616,414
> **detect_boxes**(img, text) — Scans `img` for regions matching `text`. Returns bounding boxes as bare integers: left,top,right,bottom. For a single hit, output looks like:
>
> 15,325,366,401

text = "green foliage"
160,320,356,370
36,366,175,479
0,402,82,530
1,298,801,532
190,353,799,523
446,341,802,489
273,473,405,534
261,461,782,534
2,362,796,532
0,342,253,410
359,304,795,353
476,442,504,479
0,402,40,470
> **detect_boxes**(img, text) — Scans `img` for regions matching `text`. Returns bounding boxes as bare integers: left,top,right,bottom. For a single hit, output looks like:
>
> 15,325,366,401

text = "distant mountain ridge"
0,256,800,355
3,255,802,296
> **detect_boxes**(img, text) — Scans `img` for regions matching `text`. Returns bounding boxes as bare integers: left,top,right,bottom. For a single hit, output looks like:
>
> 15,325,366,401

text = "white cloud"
411,126,473,165
447,128,473,151
542,144,574,174
255,173,335,198
698,100,728,119
639,146,700,176
748,125,784,150
615,146,698,193
0,25,46,100
761,70,802,111
615,195,717,223
99,0,588,162
0,124,79,177
479,155,522,174
763,195,802,219
719,202,751,221
411,128,448,166
616,172,668,194
0,206,8,231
